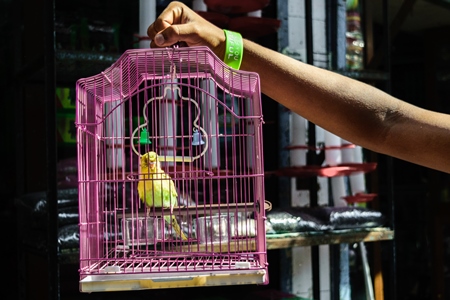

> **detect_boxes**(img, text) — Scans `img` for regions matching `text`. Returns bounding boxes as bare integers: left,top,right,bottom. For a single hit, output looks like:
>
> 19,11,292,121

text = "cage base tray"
80,269,267,292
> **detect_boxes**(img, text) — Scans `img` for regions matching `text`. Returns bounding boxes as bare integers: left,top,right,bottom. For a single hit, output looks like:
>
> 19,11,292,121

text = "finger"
147,2,185,39
147,17,172,40
149,40,159,49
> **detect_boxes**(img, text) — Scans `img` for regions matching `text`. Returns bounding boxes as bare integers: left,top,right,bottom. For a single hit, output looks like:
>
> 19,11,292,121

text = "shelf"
266,227,394,249
40,227,393,265
146,228,393,253
34,227,394,264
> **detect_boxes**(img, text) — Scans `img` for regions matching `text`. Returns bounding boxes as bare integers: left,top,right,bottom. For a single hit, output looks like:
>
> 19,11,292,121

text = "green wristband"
223,30,243,70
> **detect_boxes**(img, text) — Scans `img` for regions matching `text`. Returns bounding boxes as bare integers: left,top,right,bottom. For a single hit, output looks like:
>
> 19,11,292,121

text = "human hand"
147,1,226,59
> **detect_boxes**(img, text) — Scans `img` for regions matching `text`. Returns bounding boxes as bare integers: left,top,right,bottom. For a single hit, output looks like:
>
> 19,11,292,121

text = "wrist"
213,29,226,63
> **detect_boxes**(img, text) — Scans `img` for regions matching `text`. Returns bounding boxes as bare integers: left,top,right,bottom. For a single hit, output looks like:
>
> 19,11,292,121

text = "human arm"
148,1,450,173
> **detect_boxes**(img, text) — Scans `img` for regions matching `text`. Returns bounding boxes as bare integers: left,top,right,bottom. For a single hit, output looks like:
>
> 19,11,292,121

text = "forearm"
240,39,394,146
239,39,450,173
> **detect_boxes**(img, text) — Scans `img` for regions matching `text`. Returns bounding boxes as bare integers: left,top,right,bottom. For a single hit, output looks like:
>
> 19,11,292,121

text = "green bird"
138,151,187,241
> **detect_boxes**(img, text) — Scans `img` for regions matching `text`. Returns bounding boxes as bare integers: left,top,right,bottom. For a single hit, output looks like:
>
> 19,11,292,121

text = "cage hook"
170,63,177,82
166,44,180,81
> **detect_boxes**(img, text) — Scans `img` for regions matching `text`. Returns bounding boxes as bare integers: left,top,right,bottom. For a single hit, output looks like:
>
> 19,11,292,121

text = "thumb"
153,33,167,47
152,25,181,47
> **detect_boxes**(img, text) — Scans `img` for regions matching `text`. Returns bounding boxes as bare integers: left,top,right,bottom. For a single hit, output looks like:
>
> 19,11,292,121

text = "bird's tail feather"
164,215,188,241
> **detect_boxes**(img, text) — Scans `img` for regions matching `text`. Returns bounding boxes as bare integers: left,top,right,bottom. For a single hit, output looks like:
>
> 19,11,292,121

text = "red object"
339,162,377,173
195,11,230,28
205,0,270,14
272,162,377,178
228,16,281,39
343,193,378,203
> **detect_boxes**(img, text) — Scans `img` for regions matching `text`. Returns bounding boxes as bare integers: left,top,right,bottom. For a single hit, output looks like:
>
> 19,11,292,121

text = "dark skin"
148,1,450,174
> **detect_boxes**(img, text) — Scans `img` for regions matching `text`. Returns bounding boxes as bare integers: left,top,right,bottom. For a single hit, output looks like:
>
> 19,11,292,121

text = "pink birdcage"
75,46,268,292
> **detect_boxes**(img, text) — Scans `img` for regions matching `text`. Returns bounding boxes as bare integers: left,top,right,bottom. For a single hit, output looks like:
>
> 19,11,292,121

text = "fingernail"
155,34,165,45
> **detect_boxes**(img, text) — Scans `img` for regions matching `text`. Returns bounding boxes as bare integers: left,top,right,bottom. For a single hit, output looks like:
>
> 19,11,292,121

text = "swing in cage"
76,46,268,292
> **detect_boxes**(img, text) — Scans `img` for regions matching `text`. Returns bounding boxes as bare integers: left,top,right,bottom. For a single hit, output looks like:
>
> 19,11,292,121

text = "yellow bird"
138,151,188,241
